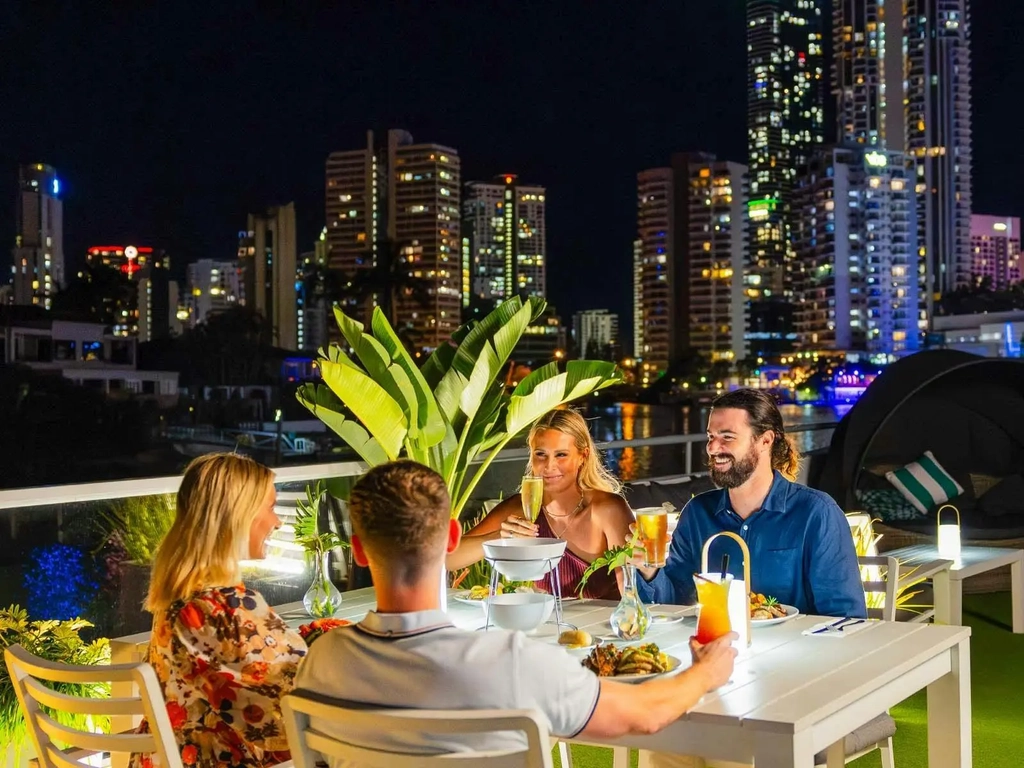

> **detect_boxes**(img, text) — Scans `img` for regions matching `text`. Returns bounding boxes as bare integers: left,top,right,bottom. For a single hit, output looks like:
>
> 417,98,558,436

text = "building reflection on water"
583,402,846,482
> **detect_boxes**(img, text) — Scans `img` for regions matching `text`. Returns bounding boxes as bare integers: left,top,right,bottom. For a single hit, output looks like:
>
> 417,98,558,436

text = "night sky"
2,1,1022,340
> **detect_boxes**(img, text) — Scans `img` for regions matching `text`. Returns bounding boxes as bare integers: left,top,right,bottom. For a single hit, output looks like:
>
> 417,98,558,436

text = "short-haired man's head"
710,388,800,480
349,461,451,563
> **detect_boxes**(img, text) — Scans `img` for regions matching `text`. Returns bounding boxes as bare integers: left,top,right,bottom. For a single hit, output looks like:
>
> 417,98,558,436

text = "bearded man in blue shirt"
635,388,867,619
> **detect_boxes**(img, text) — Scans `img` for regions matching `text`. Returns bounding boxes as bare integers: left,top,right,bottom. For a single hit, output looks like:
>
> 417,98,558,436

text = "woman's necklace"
547,493,587,539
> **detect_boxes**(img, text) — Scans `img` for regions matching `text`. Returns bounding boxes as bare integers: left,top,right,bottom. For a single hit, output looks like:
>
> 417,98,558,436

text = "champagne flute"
520,475,544,523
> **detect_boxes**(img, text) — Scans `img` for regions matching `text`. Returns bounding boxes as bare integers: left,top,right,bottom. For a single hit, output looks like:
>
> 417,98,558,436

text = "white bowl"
485,592,555,633
482,538,567,580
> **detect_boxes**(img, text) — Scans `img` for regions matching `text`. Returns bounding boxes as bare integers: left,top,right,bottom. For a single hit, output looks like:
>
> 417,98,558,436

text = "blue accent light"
52,178,60,196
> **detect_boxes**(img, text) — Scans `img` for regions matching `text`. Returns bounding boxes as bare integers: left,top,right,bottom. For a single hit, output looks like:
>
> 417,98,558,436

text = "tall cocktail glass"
694,574,733,644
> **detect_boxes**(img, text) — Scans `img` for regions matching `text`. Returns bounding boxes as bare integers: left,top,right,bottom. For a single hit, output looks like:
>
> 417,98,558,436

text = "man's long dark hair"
710,389,800,480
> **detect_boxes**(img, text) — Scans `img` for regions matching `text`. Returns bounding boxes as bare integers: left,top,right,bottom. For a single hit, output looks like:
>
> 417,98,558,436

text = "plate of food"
749,592,800,626
453,584,577,606
580,643,682,682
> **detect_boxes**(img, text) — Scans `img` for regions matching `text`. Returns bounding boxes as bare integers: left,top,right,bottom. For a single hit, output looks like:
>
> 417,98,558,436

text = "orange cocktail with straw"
694,574,733,644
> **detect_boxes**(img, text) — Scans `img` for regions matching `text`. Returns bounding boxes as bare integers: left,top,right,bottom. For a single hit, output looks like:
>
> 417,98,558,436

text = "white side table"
886,544,1024,633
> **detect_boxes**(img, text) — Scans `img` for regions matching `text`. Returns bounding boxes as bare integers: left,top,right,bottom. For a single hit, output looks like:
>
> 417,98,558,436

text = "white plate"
581,653,683,683
650,612,687,626
751,604,800,626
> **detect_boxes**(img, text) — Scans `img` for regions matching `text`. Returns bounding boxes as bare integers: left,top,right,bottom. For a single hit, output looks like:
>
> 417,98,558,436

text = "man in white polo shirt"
294,460,736,760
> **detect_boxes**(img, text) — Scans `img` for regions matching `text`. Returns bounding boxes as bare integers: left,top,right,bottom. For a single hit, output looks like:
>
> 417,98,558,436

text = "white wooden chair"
4,643,182,768
859,554,900,621
281,690,553,768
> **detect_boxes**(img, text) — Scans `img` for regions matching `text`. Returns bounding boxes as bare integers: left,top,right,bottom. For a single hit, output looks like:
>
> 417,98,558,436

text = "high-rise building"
325,129,461,353
746,0,826,321
834,0,973,334
632,238,643,359
238,203,298,350
12,164,64,308
904,0,973,305
793,146,918,354
636,168,676,377
298,228,330,353
832,0,904,147
970,215,1021,290
85,244,172,337
636,154,749,377
186,259,244,326
687,158,750,363
572,309,619,360
138,273,178,342
462,175,547,304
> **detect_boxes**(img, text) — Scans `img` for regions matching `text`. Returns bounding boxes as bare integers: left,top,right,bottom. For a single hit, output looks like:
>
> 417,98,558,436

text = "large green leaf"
319,359,407,460
459,341,500,421
506,372,569,436
563,360,624,401
422,322,474,388
490,299,535,366
511,361,560,398
295,384,389,466
449,297,531,379
371,308,445,447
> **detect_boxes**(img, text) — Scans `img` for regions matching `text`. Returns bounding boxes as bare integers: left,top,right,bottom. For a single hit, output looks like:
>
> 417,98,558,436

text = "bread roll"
558,629,593,648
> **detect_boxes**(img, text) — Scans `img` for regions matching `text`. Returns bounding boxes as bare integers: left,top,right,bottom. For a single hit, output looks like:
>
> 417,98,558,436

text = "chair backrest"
4,644,182,768
858,555,899,621
281,690,553,768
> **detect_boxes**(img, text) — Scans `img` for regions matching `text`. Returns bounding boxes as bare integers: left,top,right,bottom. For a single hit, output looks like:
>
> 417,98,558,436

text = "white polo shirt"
293,609,600,763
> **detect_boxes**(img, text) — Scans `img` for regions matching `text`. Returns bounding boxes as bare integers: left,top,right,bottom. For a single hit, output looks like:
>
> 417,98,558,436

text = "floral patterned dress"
129,586,307,768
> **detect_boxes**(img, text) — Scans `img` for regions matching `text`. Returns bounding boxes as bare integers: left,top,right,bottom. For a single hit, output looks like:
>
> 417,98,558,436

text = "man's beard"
708,443,759,489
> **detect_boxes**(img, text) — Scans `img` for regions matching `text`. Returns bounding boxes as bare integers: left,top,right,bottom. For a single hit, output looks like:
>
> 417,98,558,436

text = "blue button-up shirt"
637,471,867,618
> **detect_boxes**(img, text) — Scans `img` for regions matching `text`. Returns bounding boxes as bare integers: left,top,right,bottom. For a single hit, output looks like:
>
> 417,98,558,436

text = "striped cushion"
885,451,963,515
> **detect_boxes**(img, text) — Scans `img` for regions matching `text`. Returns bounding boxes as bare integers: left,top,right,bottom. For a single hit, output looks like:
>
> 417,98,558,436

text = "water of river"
582,402,852,481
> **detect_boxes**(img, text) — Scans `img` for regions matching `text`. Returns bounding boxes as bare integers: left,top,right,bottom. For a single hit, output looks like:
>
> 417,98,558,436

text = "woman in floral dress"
130,453,307,768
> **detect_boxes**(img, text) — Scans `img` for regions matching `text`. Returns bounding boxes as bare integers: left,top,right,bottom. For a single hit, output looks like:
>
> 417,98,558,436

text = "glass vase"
609,564,651,640
303,551,343,618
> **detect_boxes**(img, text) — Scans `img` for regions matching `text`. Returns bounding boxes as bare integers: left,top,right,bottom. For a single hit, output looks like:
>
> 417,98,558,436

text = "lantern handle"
700,531,752,647
936,504,961,527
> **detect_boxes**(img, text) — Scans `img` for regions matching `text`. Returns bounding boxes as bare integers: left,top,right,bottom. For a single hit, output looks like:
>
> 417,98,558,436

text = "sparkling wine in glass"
520,476,544,522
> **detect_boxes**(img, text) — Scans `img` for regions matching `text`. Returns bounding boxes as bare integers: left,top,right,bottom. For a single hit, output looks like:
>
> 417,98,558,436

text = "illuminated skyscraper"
904,0,973,305
833,0,973,334
632,238,643,359
186,259,243,326
238,203,298,350
325,130,461,352
793,146,918,354
746,0,826,321
636,154,748,379
462,175,546,304
970,215,1021,291
12,164,64,308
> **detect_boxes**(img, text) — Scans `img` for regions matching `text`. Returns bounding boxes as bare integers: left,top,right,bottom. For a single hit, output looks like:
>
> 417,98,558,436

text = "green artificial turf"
553,592,1023,768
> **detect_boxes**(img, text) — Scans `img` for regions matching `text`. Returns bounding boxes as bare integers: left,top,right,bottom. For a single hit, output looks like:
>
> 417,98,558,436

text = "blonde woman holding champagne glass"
447,408,634,598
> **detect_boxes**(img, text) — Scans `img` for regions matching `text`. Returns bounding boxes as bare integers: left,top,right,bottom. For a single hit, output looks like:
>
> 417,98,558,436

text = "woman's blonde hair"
527,408,622,495
146,452,274,613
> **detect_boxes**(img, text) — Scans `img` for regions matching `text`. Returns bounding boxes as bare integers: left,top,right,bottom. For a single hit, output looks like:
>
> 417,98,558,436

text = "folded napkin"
802,618,872,638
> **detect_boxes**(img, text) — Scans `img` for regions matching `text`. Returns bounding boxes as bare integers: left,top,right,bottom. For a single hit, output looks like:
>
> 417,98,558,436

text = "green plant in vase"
0,606,110,759
295,481,348,618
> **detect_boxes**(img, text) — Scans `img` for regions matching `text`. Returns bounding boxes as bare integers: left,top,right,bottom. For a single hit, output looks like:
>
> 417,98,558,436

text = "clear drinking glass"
520,475,544,522
636,509,668,568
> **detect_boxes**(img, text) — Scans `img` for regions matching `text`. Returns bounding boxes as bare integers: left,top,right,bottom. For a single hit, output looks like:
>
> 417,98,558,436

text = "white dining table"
110,588,973,768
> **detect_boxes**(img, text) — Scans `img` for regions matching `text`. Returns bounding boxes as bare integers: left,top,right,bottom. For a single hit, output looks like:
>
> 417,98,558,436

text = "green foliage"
0,606,111,751
298,298,623,518
100,494,176,564
847,514,927,613
576,529,641,597
294,481,346,561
